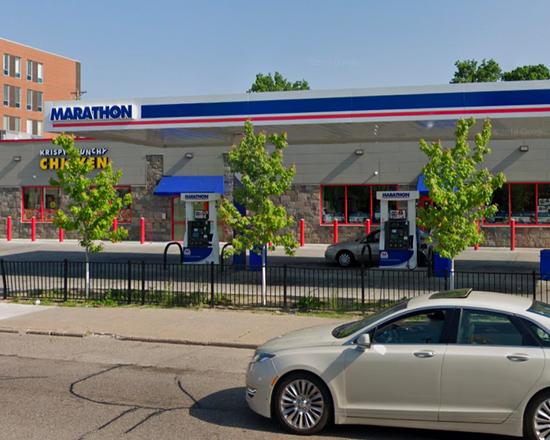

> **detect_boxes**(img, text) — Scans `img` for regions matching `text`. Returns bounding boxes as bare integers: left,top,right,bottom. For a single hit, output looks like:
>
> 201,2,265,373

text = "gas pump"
181,193,221,264
376,191,419,269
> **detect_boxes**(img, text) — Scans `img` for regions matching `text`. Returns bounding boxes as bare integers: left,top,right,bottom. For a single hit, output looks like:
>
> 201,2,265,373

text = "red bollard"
475,220,479,251
59,228,64,243
511,219,516,251
7,216,11,242
333,219,338,244
113,218,118,232
31,217,36,242
300,219,305,247
140,218,145,244
366,219,371,234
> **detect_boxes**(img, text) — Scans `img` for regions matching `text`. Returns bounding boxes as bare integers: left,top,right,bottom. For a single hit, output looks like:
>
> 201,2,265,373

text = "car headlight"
251,352,275,364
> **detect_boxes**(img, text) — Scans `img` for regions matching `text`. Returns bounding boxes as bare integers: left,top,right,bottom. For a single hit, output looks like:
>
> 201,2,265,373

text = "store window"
321,184,398,225
22,187,61,222
171,197,226,242
484,183,550,226
115,187,132,223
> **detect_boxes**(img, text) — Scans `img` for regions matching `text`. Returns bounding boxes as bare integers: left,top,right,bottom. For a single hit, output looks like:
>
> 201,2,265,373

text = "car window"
373,309,447,344
521,319,550,347
457,310,526,346
367,231,380,243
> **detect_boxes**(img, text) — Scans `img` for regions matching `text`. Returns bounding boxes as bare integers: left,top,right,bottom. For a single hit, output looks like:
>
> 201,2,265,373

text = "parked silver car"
324,229,433,267
246,289,550,438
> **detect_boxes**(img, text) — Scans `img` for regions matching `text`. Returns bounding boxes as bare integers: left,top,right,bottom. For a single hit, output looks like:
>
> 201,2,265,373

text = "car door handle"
413,351,435,358
506,354,530,362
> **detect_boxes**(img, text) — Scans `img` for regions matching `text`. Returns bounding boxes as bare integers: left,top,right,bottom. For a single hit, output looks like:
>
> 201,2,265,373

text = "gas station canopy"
45,81,550,147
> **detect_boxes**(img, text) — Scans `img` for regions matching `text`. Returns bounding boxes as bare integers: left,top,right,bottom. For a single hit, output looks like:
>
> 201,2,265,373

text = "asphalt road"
0,333,507,440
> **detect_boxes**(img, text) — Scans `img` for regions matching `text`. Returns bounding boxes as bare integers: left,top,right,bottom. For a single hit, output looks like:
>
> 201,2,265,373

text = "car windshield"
332,299,409,339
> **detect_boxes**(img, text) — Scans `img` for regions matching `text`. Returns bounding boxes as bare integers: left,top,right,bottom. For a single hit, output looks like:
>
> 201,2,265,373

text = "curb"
0,327,258,350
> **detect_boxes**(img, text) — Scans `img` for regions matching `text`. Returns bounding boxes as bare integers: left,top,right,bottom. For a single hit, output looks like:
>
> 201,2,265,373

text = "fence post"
300,219,305,247
511,220,516,251
63,259,68,302
1,259,7,299
210,261,215,308
141,261,146,305
360,260,365,314
127,260,132,304
140,218,145,244
333,219,338,244
366,219,371,235
31,217,36,242
444,267,448,291
283,264,287,309
7,217,11,242
533,270,537,301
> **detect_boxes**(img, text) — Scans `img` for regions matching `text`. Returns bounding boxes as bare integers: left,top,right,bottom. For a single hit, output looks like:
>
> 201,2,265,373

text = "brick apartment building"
1,38,80,139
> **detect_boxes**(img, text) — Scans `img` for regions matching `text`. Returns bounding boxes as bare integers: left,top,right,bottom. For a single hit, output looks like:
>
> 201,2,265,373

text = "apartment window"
2,115,22,132
2,115,8,130
37,120,43,136
3,54,9,75
14,57,21,78
37,63,43,83
2,84,8,106
27,90,33,110
26,119,32,134
22,187,61,222
484,183,550,226
320,184,398,225
37,91,43,112
13,116,20,132
26,60,32,81
14,86,20,108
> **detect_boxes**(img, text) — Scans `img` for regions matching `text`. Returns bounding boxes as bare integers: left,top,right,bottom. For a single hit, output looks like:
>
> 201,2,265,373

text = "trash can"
541,250,550,280
249,245,266,272
433,252,452,278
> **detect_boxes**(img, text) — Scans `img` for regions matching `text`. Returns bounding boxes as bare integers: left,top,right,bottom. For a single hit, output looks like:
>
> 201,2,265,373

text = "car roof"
407,290,534,315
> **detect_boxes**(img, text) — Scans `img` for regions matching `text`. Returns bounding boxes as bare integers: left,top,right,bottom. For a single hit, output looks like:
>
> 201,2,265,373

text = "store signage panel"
38,148,110,170
49,104,134,122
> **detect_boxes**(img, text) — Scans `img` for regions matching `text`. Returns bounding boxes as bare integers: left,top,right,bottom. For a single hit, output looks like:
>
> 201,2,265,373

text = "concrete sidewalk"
0,303,349,349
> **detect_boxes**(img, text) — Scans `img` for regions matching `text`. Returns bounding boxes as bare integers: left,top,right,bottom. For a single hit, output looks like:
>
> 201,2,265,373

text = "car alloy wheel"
525,391,550,440
337,251,353,267
274,373,331,435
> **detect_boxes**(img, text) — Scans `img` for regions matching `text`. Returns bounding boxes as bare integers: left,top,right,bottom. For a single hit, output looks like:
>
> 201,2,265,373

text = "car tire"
336,251,354,268
273,372,332,436
524,390,550,440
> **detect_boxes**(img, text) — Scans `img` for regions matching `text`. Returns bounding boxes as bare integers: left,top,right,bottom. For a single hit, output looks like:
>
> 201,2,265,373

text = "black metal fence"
1,259,548,312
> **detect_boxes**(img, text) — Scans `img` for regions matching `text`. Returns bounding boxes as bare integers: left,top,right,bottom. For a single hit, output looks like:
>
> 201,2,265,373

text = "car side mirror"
356,333,371,350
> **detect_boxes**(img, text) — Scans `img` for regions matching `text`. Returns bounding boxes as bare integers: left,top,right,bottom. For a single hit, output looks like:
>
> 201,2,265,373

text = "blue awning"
417,174,429,195
154,176,224,196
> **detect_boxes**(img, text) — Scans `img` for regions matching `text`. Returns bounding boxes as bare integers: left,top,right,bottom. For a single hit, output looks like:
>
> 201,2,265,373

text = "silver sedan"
246,290,550,438
324,229,432,267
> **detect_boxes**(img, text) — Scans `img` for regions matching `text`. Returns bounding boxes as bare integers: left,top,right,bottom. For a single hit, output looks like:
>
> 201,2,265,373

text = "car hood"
257,323,341,353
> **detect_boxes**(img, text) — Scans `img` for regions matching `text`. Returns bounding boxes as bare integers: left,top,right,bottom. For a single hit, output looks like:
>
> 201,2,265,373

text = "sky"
3,0,550,100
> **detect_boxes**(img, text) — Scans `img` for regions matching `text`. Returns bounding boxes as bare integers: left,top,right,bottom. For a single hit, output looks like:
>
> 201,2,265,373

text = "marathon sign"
376,191,419,201
50,104,133,122
181,193,221,202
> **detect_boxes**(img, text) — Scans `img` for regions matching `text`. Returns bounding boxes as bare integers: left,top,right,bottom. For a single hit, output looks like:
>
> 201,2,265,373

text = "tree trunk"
85,248,90,299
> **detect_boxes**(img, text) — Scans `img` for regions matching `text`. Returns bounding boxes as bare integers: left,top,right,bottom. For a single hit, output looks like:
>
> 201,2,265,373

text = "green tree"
417,118,506,288
502,64,550,81
219,120,298,304
450,59,502,83
49,133,132,298
248,71,310,92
